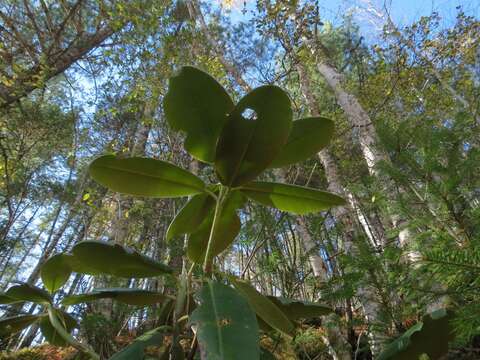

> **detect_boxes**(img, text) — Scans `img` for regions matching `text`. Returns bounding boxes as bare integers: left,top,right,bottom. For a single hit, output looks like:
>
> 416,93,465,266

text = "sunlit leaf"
110,326,171,360
230,277,295,336
89,155,205,198
269,117,334,168
40,254,72,293
70,241,173,278
215,86,292,186
189,281,260,360
164,66,234,163
241,181,345,214
378,309,454,360
62,288,170,306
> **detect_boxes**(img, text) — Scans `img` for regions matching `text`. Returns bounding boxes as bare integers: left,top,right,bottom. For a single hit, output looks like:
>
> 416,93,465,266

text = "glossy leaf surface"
215,86,292,186
63,288,169,306
267,297,332,320
89,155,205,198
189,281,260,360
41,254,72,293
1,283,51,304
231,278,294,336
71,241,173,277
166,193,215,241
39,310,77,346
164,66,234,163
110,326,170,360
0,315,40,337
241,181,345,215
378,309,454,360
269,117,334,168
187,191,244,263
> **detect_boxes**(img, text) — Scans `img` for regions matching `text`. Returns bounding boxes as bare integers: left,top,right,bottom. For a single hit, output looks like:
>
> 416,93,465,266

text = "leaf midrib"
94,163,204,192
208,281,225,359
226,118,257,186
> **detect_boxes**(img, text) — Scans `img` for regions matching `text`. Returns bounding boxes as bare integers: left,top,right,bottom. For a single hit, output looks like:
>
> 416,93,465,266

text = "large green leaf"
269,117,334,168
110,326,170,360
70,241,173,277
241,182,345,215
189,281,260,360
267,297,332,321
215,86,292,186
0,293,19,304
378,309,454,360
41,254,72,293
39,310,77,346
0,315,41,337
166,193,215,241
89,155,205,198
230,278,295,337
187,191,244,263
164,66,234,163
62,288,169,306
1,283,51,304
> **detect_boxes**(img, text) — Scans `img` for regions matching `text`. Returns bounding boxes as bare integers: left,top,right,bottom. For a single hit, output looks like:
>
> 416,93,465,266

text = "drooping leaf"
187,191,244,263
241,182,345,215
269,117,334,168
110,326,170,360
215,86,292,186
166,193,215,241
0,315,41,337
39,310,77,347
189,281,260,360
70,241,173,277
62,288,170,306
2,283,51,304
378,309,454,360
230,277,295,337
267,297,332,320
40,254,72,293
256,316,274,333
0,293,19,304
164,66,234,163
89,155,205,198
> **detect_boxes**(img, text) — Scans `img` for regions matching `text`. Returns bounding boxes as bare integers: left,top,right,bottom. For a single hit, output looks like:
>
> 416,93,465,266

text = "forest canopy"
0,1,479,359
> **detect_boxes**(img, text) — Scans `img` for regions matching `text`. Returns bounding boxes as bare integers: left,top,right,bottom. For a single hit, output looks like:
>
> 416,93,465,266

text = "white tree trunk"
315,60,412,253
297,62,383,355
296,217,327,281
316,63,387,175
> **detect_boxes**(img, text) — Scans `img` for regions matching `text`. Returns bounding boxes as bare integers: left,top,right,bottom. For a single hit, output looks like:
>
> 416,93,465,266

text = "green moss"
0,345,77,360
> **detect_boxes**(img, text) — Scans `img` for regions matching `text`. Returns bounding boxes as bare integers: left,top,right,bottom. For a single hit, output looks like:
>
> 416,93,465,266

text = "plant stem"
203,186,228,275
47,305,100,360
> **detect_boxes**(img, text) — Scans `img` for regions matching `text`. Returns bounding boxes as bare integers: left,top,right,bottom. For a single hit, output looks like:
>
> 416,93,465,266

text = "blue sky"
227,0,480,40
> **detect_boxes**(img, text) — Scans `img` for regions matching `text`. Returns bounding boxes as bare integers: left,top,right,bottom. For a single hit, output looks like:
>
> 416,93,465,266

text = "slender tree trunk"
297,61,384,355
316,62,387,173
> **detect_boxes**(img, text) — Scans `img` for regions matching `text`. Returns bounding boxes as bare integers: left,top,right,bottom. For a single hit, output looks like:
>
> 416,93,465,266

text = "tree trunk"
297,61,383,355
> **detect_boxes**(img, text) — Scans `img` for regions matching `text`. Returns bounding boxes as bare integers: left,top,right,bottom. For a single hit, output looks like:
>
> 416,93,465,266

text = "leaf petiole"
47,305,100,360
